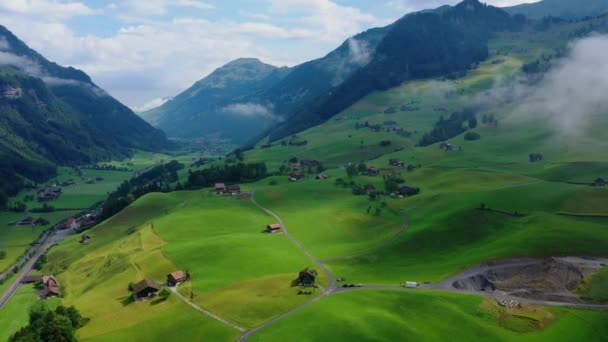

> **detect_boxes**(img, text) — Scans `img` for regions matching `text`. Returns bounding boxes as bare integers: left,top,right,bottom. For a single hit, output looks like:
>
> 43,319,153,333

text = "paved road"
0,229,70,309
330,285,608,311
238,191,339,341
169,286,246,332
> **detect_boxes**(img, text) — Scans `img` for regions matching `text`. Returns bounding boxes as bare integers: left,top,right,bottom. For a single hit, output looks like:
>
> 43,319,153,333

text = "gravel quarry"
440,257,608,304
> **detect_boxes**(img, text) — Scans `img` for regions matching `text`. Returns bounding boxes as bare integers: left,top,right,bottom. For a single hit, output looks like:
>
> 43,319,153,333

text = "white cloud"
107,0,214,19
221,103,282,121
347,38,371,66
0,0,94,20
519,35,608,138
133,97,170,112
268,0,379,43
0,51,42,76
0,37,11,51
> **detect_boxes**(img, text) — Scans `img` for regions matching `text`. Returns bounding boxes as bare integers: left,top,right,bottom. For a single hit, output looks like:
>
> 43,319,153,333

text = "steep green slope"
505,0,608,20
268,0,523,141
0,25,171,206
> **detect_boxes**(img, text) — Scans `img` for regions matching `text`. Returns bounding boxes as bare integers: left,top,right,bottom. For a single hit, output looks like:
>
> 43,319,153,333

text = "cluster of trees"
186,162,268,189
345,163,369,178
481,114,499,127
418,109,477,146
131,160,183,186
99,161,184,222
464,132,481,141
10,305,87,342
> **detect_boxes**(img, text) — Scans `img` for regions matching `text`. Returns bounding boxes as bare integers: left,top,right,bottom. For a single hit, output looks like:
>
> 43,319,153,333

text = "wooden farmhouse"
133,279,160,300
266,224,281,233
167,270,188,286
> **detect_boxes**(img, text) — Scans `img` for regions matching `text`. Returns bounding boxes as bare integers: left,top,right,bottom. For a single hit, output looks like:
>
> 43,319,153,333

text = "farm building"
301,160,320,167
529,153,543,162
593,178,608,186
364,184,377,194
389,159,405,167
290,162,300,170
368,167,379,176
290,173,303,182
133,279,160,300
41,276,60,299
266,224,281,233
227,184,241,195
17,217,34,226
440,142,457,151
297,268,318,286
21,275,42,284
167,270,188,286
398,186,419,197
63,218,80,230
62,180,76,186
215,183,226,194
315,174,329,180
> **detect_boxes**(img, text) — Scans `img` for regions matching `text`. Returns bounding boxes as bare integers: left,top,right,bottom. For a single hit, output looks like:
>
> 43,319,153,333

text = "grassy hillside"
34,190,324,338
505,0,608,20
248,290,608,341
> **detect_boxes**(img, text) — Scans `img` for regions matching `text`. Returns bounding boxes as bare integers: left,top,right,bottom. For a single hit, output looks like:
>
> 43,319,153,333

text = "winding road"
238,191,339,341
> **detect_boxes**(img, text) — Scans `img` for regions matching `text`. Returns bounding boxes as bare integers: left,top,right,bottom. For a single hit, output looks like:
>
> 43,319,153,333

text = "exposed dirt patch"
452,257,608,303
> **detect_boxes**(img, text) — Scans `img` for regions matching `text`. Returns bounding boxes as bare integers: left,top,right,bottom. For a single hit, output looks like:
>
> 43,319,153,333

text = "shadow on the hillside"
120,295,134,306
150,298,167,306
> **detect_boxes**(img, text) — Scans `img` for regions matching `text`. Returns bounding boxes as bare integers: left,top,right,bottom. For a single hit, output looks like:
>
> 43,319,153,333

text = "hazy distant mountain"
0,25,171,206
142,25,390,144
505,0,608,20
140,58,290,144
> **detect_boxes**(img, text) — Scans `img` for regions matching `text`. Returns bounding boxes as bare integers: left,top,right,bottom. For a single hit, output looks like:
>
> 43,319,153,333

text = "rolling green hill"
0,25,171,207
505,0,608,20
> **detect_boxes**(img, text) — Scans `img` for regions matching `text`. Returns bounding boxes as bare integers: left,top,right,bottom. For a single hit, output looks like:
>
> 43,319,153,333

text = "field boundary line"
170,287,246,332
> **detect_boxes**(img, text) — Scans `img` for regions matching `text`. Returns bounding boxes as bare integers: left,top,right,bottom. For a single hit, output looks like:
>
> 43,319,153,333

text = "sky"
0,0,540,111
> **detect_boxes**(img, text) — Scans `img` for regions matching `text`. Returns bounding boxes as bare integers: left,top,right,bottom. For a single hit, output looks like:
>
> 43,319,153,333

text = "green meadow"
35,190,324,338
248,290,608,342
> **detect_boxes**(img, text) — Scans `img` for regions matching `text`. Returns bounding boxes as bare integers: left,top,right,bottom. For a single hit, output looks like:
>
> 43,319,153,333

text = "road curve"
240,191,338,341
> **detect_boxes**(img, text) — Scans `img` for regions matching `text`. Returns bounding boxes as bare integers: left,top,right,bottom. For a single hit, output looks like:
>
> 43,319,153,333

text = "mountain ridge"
0,24,172,207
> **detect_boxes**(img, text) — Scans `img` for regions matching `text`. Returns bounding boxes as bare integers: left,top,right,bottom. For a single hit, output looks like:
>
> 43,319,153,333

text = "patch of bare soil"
453,258,606,303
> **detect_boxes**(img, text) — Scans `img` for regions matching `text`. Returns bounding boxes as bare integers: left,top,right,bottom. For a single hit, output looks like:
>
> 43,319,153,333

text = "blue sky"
0,0,539,111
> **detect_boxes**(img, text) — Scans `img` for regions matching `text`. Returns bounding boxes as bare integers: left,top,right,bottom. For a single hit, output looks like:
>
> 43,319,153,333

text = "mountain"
504,0,608,20
267,0,522,141
0,25,171,207
141,58,290,144
142,25,390,144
